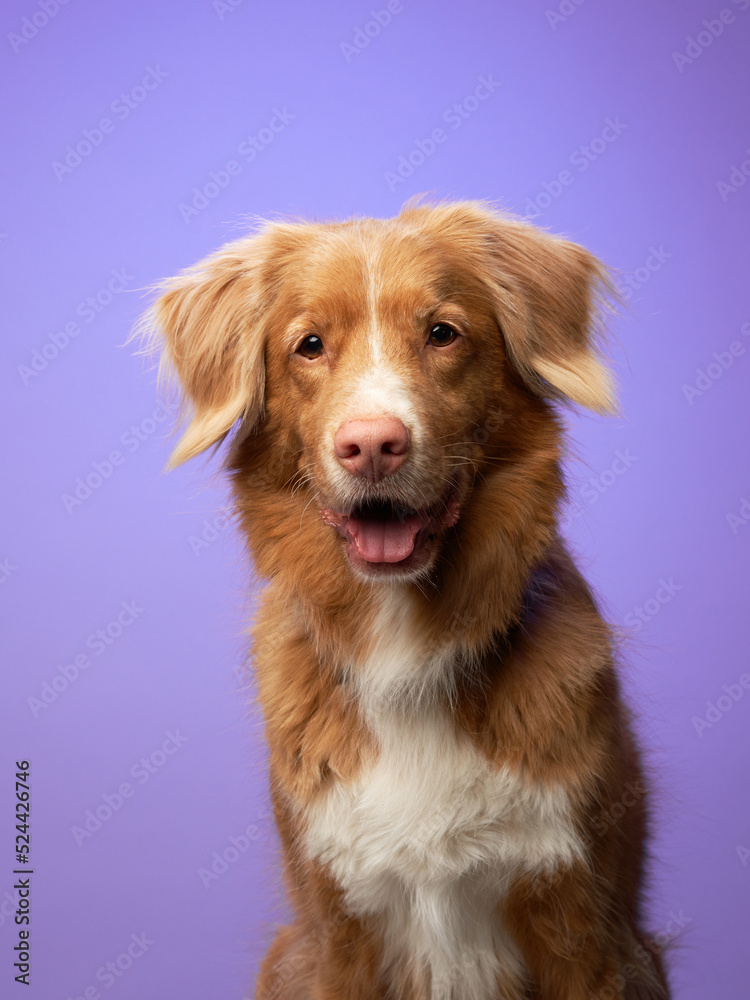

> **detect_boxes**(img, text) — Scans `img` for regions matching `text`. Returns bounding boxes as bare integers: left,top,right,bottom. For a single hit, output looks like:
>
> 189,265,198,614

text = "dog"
145,201,670,999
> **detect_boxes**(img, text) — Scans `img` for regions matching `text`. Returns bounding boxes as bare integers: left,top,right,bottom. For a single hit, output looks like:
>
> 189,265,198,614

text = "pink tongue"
346,515,425,563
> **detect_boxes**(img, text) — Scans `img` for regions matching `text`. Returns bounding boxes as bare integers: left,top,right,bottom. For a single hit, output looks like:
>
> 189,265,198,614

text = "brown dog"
146,201,669,999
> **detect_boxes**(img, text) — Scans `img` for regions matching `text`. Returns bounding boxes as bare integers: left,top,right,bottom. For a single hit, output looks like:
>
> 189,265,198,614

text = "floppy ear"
413,201,617,413
142,236,270,470
486,215,617,414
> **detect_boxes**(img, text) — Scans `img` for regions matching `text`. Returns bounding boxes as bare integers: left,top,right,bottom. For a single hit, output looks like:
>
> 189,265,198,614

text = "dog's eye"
297,334,325,359
428,323,457,348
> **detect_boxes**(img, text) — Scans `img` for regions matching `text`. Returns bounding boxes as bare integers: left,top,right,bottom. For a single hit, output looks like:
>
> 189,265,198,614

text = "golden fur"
144,201,669,999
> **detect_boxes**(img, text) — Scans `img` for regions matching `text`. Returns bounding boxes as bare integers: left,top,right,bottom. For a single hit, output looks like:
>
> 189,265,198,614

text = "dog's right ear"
141,236,272,470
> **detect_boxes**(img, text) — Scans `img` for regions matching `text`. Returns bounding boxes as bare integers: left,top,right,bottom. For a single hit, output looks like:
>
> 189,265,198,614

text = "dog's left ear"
142,235,273,470
489,219,617,414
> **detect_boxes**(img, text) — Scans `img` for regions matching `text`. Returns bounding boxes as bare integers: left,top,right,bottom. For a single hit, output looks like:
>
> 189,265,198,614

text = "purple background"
2,0,749,997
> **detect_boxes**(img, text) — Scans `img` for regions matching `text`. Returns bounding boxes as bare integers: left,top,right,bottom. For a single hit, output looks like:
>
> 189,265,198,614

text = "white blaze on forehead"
356,230,424,432
319,228,427,493
341,229,418,426
344,367,420,439
360,228,384,366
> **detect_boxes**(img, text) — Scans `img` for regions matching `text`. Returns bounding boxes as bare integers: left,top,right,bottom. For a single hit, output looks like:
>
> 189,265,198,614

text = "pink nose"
333,417,410,480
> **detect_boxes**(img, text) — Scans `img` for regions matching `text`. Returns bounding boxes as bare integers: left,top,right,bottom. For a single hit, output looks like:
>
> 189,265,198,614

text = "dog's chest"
302,602,583,1000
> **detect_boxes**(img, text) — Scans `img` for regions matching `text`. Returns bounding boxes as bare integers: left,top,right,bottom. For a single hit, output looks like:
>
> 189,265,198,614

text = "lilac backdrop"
2,0,749,997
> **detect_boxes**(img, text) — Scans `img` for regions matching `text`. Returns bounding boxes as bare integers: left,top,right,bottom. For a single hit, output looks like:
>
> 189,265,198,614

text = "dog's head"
147,201,615,581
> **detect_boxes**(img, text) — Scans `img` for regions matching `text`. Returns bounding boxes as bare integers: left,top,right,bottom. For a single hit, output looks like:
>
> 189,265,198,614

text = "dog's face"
150,202,614,581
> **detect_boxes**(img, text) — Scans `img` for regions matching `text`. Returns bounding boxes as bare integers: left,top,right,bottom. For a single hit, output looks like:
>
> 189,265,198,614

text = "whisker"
290,473,315,499
298,492,321,535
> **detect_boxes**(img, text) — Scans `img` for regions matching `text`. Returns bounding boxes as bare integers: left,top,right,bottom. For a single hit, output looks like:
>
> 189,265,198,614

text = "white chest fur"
302,593,584,1000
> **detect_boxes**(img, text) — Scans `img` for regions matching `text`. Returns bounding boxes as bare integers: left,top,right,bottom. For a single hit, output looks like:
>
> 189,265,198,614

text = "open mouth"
320,488,461,575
